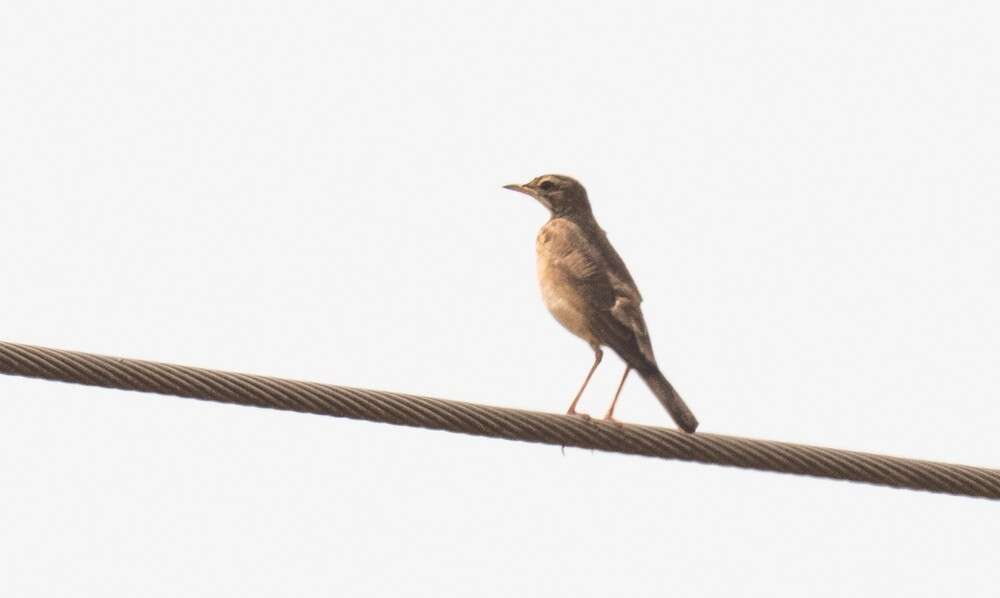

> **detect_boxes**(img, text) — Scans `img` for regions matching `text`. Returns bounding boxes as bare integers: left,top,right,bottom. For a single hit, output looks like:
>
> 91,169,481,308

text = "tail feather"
639,368,699,433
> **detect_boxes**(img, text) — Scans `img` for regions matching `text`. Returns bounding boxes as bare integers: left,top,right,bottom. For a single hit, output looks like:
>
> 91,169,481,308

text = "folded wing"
540,219,657,369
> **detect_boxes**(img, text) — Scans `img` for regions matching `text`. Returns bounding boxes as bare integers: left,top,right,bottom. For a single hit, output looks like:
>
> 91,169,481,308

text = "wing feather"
540,219,657,367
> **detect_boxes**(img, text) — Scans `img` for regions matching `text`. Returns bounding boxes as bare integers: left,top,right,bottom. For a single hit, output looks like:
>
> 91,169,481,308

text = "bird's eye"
538,180,555,191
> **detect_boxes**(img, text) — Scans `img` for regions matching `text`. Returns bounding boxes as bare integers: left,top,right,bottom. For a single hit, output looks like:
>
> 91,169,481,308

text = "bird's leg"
603,366,631,421
566,348,602,416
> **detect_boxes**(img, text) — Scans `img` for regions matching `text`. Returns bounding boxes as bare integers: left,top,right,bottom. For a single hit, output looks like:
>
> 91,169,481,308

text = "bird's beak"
503,182,551,210
503,183,533,195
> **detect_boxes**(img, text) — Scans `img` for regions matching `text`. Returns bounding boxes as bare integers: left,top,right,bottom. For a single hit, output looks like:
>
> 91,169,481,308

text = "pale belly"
536,253,599,347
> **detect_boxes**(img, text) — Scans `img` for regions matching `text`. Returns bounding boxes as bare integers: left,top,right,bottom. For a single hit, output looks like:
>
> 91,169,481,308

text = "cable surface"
1,340,997,499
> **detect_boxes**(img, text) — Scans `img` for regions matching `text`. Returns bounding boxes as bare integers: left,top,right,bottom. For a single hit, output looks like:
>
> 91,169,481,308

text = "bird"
503,174,699,433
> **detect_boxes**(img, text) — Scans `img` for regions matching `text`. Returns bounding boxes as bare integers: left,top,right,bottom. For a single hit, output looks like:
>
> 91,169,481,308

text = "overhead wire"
1,340,997,500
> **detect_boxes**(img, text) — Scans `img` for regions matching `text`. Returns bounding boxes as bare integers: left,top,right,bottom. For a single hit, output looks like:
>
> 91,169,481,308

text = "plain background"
2,2,998,596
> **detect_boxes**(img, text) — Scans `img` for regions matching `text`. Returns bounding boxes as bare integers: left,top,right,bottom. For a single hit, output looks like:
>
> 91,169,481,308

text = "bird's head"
503,174,592,217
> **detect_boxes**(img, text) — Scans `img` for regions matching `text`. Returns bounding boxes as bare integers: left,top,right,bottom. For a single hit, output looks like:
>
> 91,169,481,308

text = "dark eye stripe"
539,180,555,190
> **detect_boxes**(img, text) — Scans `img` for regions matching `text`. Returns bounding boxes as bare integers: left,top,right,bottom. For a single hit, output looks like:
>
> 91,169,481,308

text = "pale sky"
2,2,998,596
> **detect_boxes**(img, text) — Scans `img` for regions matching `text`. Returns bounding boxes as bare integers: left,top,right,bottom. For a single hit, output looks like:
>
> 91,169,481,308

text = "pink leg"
567,348,602,415
603,366,631,421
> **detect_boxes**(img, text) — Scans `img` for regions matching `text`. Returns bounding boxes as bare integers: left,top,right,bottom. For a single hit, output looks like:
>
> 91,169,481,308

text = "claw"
601,414,624,428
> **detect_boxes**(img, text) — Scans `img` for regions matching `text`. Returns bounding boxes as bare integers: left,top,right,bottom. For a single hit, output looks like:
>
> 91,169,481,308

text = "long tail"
638,367,699,433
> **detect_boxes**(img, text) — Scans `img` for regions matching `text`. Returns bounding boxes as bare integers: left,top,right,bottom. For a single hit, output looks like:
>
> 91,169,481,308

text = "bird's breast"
535,230,598,346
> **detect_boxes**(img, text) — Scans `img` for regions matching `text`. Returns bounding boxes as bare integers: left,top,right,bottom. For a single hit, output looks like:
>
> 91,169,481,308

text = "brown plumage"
503,174,699,433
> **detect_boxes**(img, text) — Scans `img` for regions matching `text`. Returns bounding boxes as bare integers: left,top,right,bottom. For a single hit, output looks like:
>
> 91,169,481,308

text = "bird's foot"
566,409,591,421
601,414,624,428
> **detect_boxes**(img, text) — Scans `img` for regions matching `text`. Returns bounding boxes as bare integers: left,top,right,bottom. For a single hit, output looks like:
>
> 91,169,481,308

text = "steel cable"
1,340,997,499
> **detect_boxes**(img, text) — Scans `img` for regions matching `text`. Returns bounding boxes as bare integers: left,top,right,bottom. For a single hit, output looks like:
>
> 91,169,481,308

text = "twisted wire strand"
1,340,997,499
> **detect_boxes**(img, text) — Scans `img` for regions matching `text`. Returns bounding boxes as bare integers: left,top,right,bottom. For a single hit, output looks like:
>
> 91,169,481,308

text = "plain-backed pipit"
503,174,699,433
